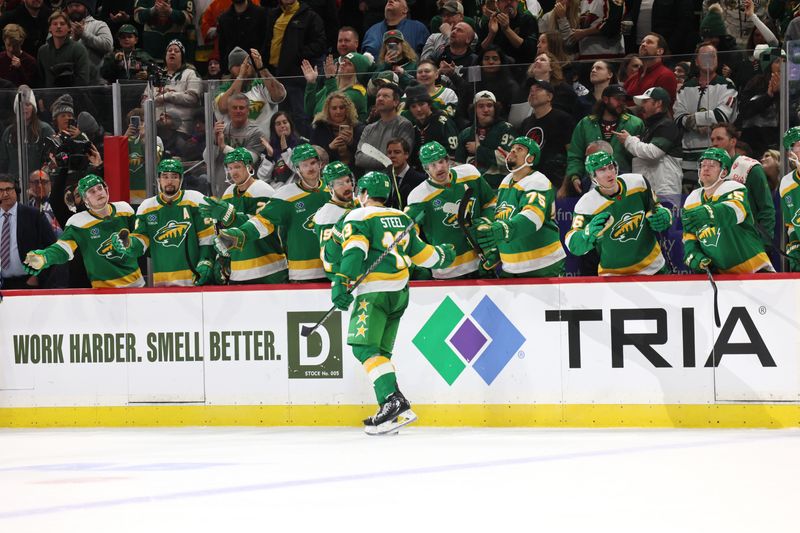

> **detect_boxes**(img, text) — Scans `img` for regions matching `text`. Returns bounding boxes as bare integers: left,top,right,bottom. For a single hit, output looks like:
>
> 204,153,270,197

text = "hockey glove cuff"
586,212,612,244
432,243,456,269
684,251,713,273
331,273,354,311
111,230,144,259
200,197,236,227
647,205,672,232
194,259,214,286
214,227,246,256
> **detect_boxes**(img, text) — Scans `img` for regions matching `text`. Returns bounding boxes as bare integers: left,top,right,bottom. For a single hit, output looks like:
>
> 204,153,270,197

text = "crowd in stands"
0,0,798,288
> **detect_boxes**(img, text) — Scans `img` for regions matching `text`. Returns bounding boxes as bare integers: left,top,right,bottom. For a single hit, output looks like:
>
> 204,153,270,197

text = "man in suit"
385,137,426,210
0,174,57,289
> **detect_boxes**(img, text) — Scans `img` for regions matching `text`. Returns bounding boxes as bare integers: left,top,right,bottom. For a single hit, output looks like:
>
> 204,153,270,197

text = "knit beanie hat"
77,111,101,137
228,46,248,69
700,4,727,39
50,94,75,118
340,52,370,75
13,85,35,114
66,0,96,15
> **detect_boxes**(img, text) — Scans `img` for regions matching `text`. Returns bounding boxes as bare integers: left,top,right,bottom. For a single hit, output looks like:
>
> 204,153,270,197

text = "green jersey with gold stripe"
683,181,774,273
406,163,497,279
50,202,144,288
340,206,445,295
241,181,328,281
221,180,288,282
779,171,800,266
494,170,566,275
313,199,352,280
566,173,665,276
132,190,215,287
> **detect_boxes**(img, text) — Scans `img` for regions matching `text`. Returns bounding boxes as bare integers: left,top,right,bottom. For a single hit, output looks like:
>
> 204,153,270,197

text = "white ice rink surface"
2,427,799,532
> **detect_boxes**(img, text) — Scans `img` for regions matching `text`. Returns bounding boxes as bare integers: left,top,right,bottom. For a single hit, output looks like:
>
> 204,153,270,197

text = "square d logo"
287,311,343,379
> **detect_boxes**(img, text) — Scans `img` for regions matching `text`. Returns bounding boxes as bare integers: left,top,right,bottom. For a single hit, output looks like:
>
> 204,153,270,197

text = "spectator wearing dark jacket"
0,24,37,87
0,0,52,57
216,0,267,72
262,0,326,135
36,10,92,88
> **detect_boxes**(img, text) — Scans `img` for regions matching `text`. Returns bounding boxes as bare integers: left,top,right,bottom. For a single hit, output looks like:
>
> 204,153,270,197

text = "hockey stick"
458,186,499,277
361,143,402,209
704,266,721,328
300,211,423,338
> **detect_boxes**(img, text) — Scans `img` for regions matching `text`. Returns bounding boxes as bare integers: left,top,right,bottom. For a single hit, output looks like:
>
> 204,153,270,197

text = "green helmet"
224,147,253,166
419,141,448,166
322,161,352,186
698,147,732,172
584,151,617,176
76,174,106,198
158,158,184,176
357,171,392,200
784,126,800,151
511,136,541,165
290,143,319,165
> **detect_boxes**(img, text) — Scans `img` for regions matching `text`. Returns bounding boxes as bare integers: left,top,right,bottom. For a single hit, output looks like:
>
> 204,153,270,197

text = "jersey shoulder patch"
407,180,439,205
180,189,206,207
314,202,349,225
272,181,305,202
619,173,647,191
518,171,552,192
136,196,161,215
574,190,610,216
65,210,98,228
779,172,798,198
113,201,135,216
452,163,481,182
249,179,276,199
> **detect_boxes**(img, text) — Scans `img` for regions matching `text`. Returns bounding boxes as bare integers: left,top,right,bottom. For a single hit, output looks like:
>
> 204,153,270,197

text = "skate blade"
366,409,418,436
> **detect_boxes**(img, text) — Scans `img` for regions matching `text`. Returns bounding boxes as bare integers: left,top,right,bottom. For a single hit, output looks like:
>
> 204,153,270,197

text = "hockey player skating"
681,148,774,273
214,143,329,282
406,141,497,279
23,174,145,288
565,151,672,275
780,127,800,272
109,159,216,286
476,136,566,277
200,148,288,284
333,171,456,435
313,161,355,280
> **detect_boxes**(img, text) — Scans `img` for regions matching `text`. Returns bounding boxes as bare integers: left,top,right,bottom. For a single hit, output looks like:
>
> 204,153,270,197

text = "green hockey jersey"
494,170,566,275
780,170,800,270
131,190,215,286
50,202,144,288
455,120,515,189
566,174,666,276
683,181,774,274
221,180,288,282
243,181,328,281
406,163,497,279
313,199,352,280
340,206,445,295
411,112,460,159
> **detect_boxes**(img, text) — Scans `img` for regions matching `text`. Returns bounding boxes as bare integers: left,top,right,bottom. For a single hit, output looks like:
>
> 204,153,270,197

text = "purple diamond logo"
449,319,487,363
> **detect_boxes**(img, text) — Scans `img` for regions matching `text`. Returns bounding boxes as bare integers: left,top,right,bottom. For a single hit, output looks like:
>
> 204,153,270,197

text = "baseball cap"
633,86,671,106
529,79,554,94
383,30,406,43
473,90,497,104
602,84,627,98
441,1,464,14
117,24,138,36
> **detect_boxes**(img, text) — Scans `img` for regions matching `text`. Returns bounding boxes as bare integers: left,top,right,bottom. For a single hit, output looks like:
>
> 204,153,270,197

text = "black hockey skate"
364,392,417,435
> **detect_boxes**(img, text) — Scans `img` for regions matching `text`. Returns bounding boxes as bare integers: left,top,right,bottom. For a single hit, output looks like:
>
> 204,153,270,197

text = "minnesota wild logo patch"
442,199,466,227
303,214,315,232
154,220,191,247
697,225,721,248
610,211,644,243
792,207,800,226
494,201,515,221
97,235,124,260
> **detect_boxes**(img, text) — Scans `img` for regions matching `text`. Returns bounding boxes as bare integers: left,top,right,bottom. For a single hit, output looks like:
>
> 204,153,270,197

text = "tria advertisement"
0,277,798,424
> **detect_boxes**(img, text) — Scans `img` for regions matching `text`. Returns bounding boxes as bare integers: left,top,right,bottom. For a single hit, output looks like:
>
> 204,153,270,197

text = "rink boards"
1,275,799,428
